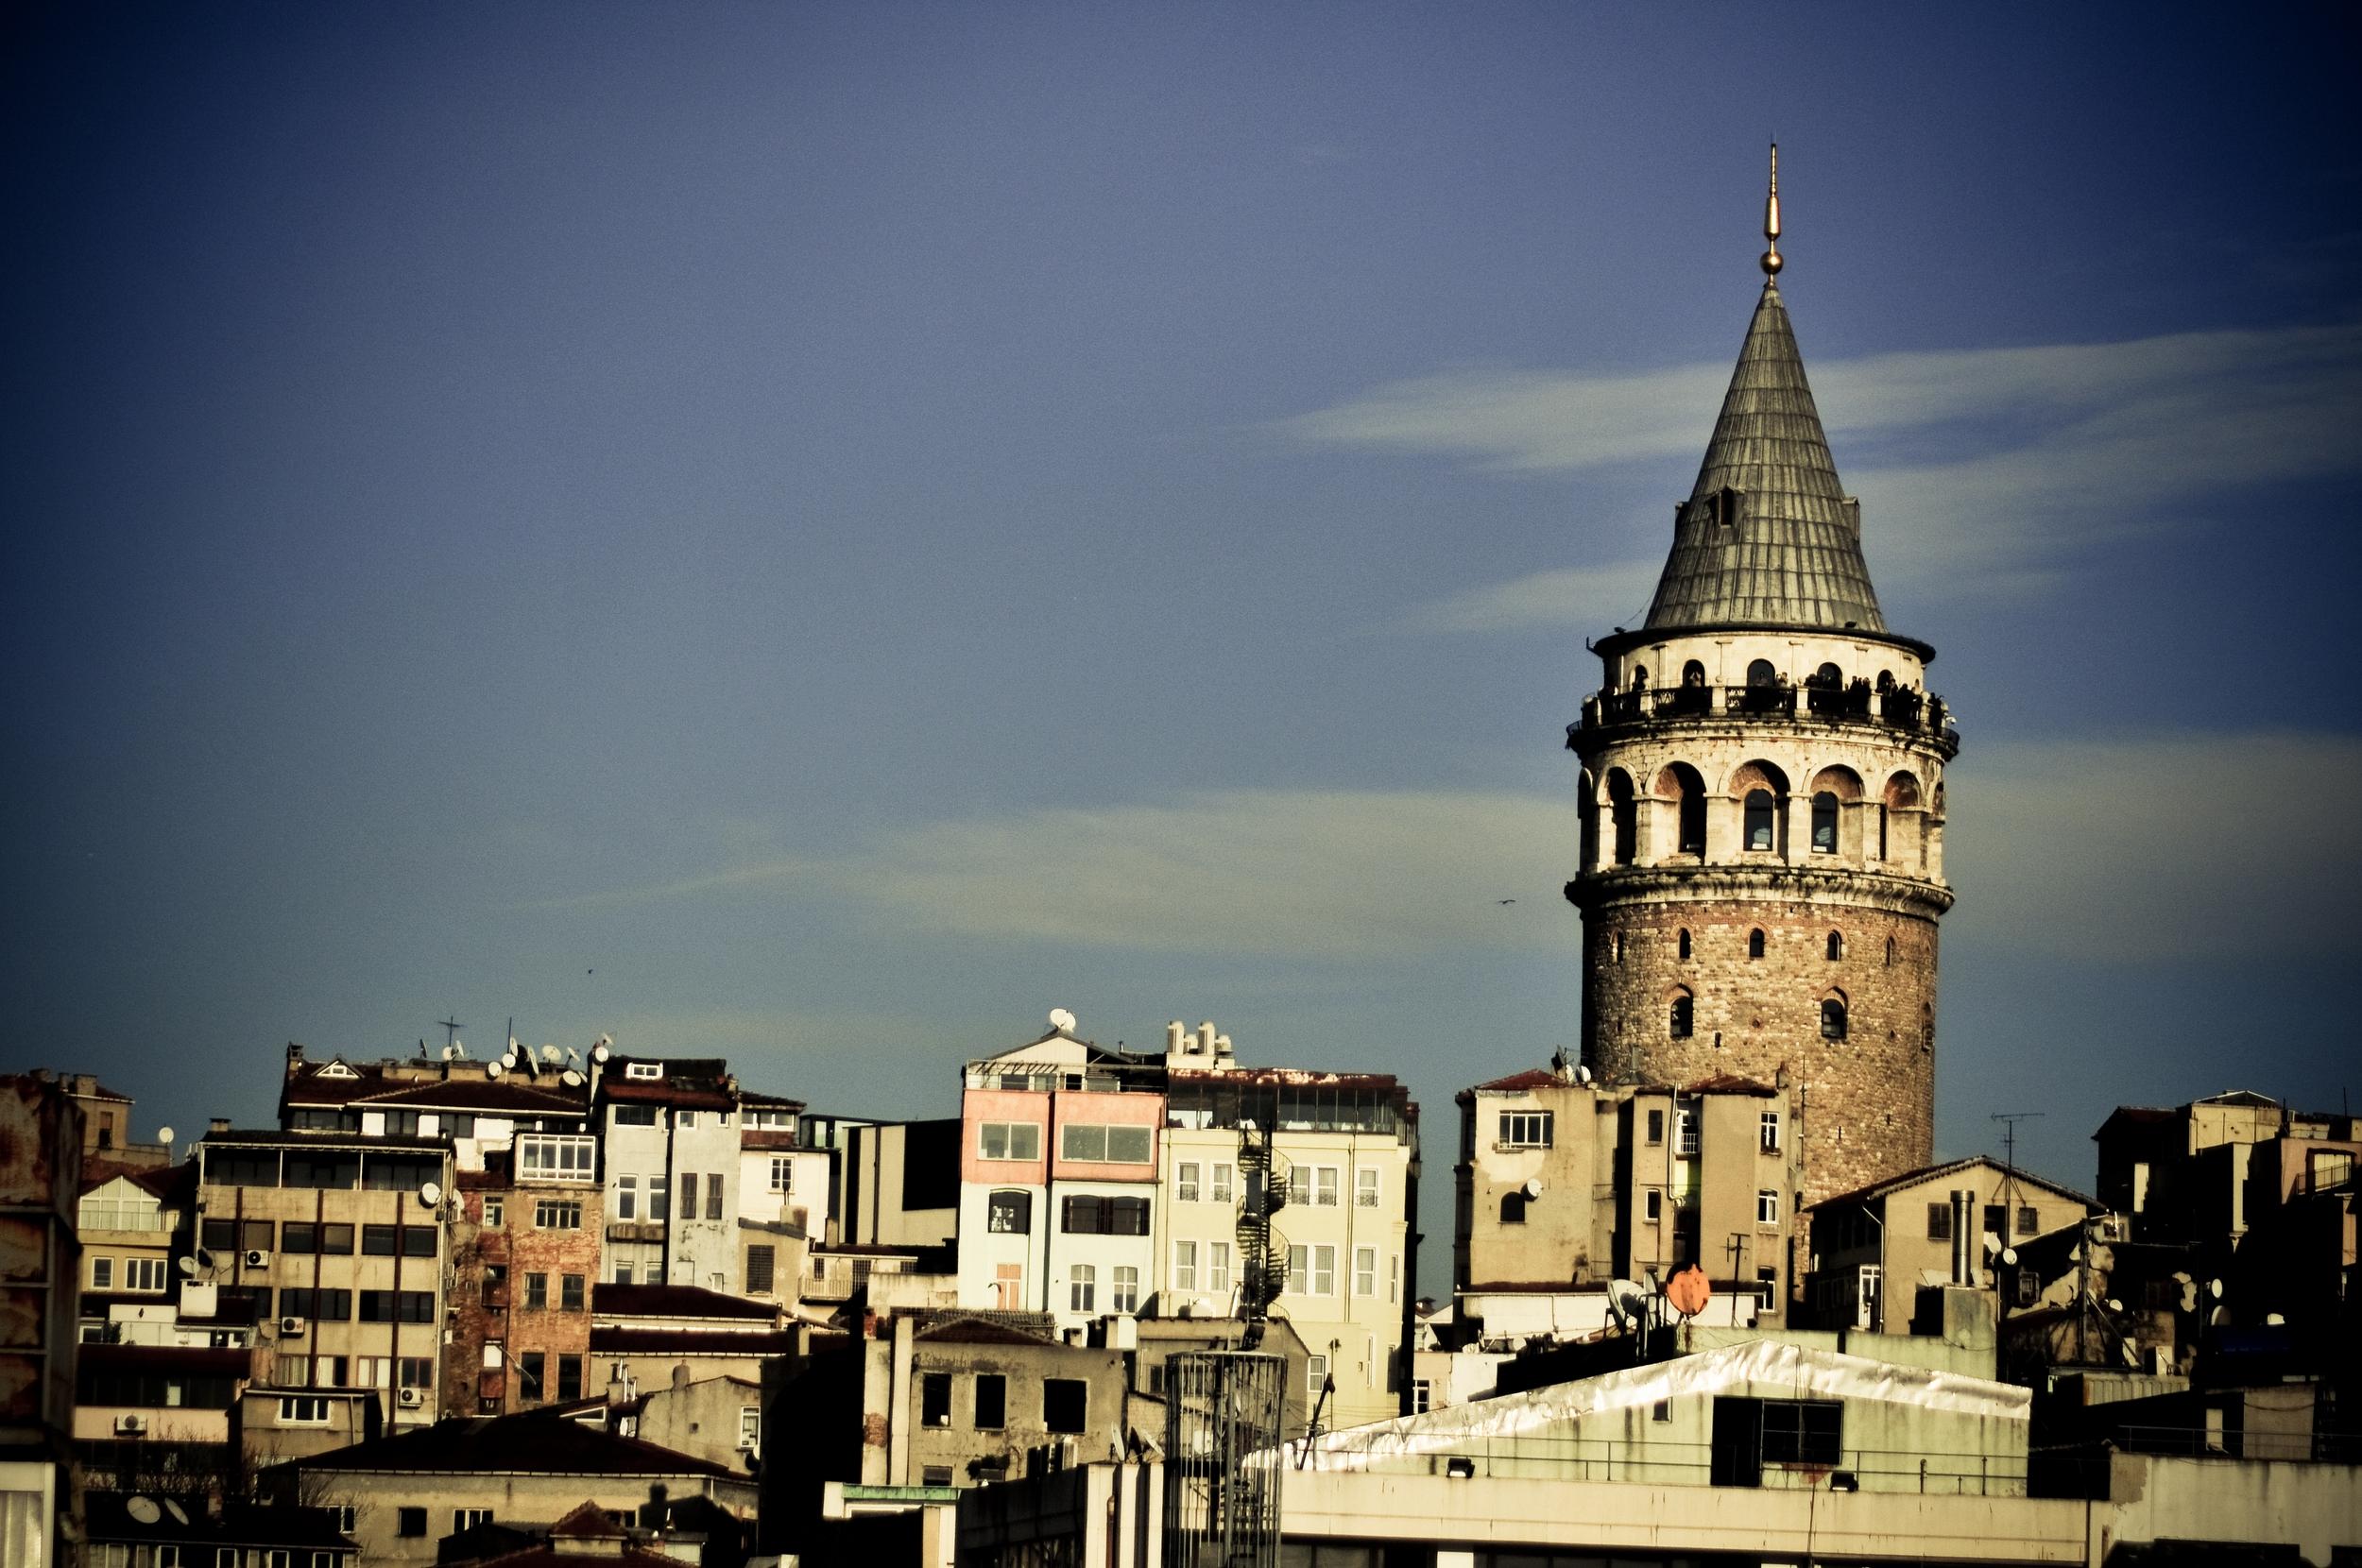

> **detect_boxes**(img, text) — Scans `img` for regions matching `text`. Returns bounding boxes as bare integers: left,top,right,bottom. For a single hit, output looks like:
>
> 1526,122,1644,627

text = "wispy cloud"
548,731,2358,966
1292,322,2362,624
1405,561,1661,633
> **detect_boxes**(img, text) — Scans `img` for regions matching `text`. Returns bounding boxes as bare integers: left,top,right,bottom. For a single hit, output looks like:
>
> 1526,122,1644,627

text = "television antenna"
436,1015,465,1051
1992,1111,2045,1218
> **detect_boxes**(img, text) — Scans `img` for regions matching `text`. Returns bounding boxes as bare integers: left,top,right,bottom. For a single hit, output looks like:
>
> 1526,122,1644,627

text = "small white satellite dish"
441,1043,462,1061
156,1125,176,1147
2000,1247,2017,1266
2208,1278,2223,1300
2264,1311,2285,1326
1608,1278,1650,1325
419,1181,444,1208
1049,1007,1077,1033
485,1061,504,1080
163,1499,189,1525
591,1041,611,1064
127,1497,162,1525
540,1045,562,1064
502,1049,519,1069
176,1255,197,1277
560,1069,584,1087
1522,1178,1544,1201
2105,1297,2123,1312
1575,1064,1593,1084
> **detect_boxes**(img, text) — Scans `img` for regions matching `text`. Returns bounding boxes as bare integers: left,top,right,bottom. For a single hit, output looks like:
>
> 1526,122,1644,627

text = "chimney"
1167,1021,1186,1055
1950,1190,1976,1286
1197,1022,1216,1056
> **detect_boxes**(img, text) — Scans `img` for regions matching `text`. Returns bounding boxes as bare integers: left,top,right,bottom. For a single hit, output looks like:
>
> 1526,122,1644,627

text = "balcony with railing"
1574,680,1956,745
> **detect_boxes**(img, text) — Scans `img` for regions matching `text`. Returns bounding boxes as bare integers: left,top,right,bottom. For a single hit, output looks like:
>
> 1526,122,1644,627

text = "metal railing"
1297,1432,2024,1495
1576,683,1955,741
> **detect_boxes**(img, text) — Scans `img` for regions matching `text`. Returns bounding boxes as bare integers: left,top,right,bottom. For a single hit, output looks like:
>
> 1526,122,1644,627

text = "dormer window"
625,1063,662,1081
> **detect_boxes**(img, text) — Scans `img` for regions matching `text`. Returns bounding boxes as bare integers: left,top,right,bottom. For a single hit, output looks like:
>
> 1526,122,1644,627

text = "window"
362,1224,435,1257
1744,792,1776,851
278,1287,351,1321
975,1373,1006,1429
1357,1168,1380,1208
398,1508,427,1539
614,1105,658,1126
648,1176,668,1221
92,1256,114,1288
516,1134,594,1182
1390,1252,1400,1304
561,1273,585,1311
708,1176,723,1219
1207,1242,1231,1292
1172,1239,1199,1290
986,1189,1032,1235
1307,1354,1329,1395
400,1356,433,1390
1760,1112,1781,1152
1070,1265,1096,1313
1669,992,1694,1039
1112,1265,1139,1313
769,1156,794,1192
1653,1399,1673,1423
524,1272,549,1310
535,1199,583,1230
979,1121,1041,1161
2018,1205,2040,1236
1820,998,1848,1041
745,1244,776,1293
1678,928,1691,961
1060,1195,1150,1235
1646,1108,1665,1144
518,1352,545,1403
557,1354,583,1402
482,1196,504,1230
1761,1398,1842,1464
317,1226,354,1255
680,1173,699,1217
1287,1167,1310,1207
1498,1111,1552,1149
625,1062,662,1080
1644,1188,1663,1222
1177,1162,1201,1202
454,1509,494,1532
1984,1203,2007,1238
1748,928,1767,959
613,1176,636,1219
1676,1108,1699,1156
1926,1202,1953,1240
1412,1379,1432,1414
921,1371,952,1426
1756,1267,1781,1308
613,1262,634,1285
1499,1191,1528,1224
677,1112,696,1129
1922,1005,1934,1054
357,1290,434,1323
1314,1167,1340,1206
281,1355,313,1387
1286,1244,1308,1294
1811,793,1839,854
1355,1246,1377,1296
1060,1123,1152,1163
1211,1163,1233,1203
278,1395,330,1424
1312,1245,1335,1295
1756,1191,1780,1225
741,1405,762,1447
1043,1378,1087,1434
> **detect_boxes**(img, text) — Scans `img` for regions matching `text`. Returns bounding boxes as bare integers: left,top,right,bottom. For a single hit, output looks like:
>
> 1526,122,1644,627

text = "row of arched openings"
1659,988,1934,1051
1598,760,1933,868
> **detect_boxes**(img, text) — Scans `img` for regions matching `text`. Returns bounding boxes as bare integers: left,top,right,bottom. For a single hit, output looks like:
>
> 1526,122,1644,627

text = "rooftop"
270,1411,738,1478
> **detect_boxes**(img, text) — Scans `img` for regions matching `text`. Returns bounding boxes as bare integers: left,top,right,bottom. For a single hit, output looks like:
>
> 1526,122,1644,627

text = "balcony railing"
1293,1432,2024,1494
1575,683,1955,742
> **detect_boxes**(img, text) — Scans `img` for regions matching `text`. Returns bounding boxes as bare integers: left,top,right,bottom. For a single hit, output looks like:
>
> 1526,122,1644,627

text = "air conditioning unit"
737,1434,760,1452
114,1414,146,1436
244,1250,271,1269
279,1316,307,1337
398,1388,423,1407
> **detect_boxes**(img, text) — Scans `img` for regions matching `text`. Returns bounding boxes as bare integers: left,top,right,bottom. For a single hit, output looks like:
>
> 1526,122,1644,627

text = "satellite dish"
156,1125,176,1147
2208,1278,2223,1300
1575,1064,1593,1084
2000,1247,2017,1266
441,1043,462,1061
502,1049,519,1069
485,1061,504,1080
1663,1265,1713,1319
195,1249,214,1270
176,1255,197,1277
2105,1298,2123,1312
163,1500,189,1525
1522,1178,1544,1201
127,1497,162,1525
1049,1007,1077,1033
1608,1278,1649,1324
591,1042,611,1064
560,1069,584,1087
419,1181,444,1208
540,1045,562,1064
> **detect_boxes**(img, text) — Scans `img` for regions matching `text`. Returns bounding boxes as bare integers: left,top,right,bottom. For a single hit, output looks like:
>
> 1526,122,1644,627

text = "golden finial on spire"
1760,142,1784,278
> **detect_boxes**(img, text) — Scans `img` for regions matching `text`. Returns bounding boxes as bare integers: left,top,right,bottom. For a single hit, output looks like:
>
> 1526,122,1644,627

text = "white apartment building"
596,1057,746,1292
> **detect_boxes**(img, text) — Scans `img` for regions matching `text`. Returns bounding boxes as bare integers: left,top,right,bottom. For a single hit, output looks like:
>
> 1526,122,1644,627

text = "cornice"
1566,862,1955,920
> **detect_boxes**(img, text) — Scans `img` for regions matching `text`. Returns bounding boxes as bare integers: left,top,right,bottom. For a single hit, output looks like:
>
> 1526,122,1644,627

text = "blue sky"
6,4,2357,1278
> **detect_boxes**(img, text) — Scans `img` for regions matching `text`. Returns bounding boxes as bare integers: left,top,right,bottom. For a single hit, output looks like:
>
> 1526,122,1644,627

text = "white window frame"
1307,1353,1328,1394
1354,1246,1376,1296
1498,1111,1552,1150
1761,1111,1782,1152
1176,1161,1200,1202
1211,1163,1233,1203
1172,1240,1197,1291
91,1255,114,1289
979,1121,1041,1161
517,1133,595,1183
1059,1123,1152,1164
1285,1244,1308,1295
1112,1265,1139,1314
769,1155,793,1192
1676,1108,1700,1157
1207,1241,1231,1292
1070,1264,1096,1313
1356,1168,1380,1208
613,1175,637,1219
1644,1188,1663,1222
1311,1244,1335,1296
1314,1167,1340,1207
1757,1190,1781,1225
454,1508,494,1531
277,1395,331,1425
624,1062,662,1080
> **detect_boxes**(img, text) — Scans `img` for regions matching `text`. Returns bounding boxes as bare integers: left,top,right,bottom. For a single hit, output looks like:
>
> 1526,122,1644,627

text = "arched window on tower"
1748,929,1766,960
1607,771,1636,866
1610,932,1625,964
1744,791,1776,851
1657,763,1707,856
1746,658,1776,688
1810,792,1839,854
1630,665,1649,691
1682,659,1705,686
1669,990,1695,1040
1677,928,1691,962
1921,1004,1934,1053
1885,935,1897,966
1826,931,1843,961
1821,996,1849,1041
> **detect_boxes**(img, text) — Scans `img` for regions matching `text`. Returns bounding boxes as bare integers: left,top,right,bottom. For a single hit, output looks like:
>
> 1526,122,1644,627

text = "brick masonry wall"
1580,890,1937,1207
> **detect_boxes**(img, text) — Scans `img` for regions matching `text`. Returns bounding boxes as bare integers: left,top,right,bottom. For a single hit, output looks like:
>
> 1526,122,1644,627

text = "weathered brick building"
1566,158,1959,1209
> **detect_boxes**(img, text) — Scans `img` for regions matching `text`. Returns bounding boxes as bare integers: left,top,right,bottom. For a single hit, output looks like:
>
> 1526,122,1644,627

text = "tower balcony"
1571,682,1957,751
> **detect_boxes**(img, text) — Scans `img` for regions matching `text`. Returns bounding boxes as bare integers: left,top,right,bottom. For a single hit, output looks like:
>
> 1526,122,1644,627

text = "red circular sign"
1664,1265,1713,1318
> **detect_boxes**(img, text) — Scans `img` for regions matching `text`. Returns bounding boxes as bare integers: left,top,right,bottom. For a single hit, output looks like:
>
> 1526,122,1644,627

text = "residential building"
1454,1061,1799,1346
447,1144,604,1414
56,1074,171,1172
737,1088,825,1300
77,1165,189,1320
0,1074,86,1568
84,1491,357,1568
1804,1155,2098,1335
194,1128,454,1457
589,1283,796,1389
595,1057,747,1291
1564,159,1959,1212
843,1117,961,1250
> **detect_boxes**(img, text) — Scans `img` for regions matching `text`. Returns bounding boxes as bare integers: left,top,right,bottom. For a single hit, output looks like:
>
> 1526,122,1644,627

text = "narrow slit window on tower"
1821,997,1848,1041
1611,932,1625,964
1921,1004,1934,1053
1826,931,1843,962
1677,928,1691,962
1885,935,1897,966
1669,991,1694,1040
1748,929,1766,960
1745,790,1776,851
1810,792,1839,853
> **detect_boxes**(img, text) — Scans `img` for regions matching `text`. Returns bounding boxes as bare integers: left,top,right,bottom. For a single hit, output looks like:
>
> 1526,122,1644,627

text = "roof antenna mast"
1761,142,1783,278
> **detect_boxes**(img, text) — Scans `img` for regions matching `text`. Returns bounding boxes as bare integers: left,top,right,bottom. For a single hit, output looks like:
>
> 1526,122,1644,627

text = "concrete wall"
296,1467,756,1567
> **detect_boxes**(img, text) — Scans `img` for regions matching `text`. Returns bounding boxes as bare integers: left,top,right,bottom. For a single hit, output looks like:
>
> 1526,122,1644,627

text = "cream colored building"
1157,1021,1418,1434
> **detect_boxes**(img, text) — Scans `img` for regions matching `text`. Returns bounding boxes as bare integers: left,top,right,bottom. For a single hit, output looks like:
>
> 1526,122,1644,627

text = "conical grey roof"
1642,280,1886,634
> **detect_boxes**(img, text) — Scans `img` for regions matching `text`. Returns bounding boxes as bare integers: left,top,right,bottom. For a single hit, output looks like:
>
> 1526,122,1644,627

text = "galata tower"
1566,150,1959,1208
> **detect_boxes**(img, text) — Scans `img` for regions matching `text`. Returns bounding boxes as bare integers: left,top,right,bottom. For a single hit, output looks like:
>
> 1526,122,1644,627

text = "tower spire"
1760,142,1783,277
